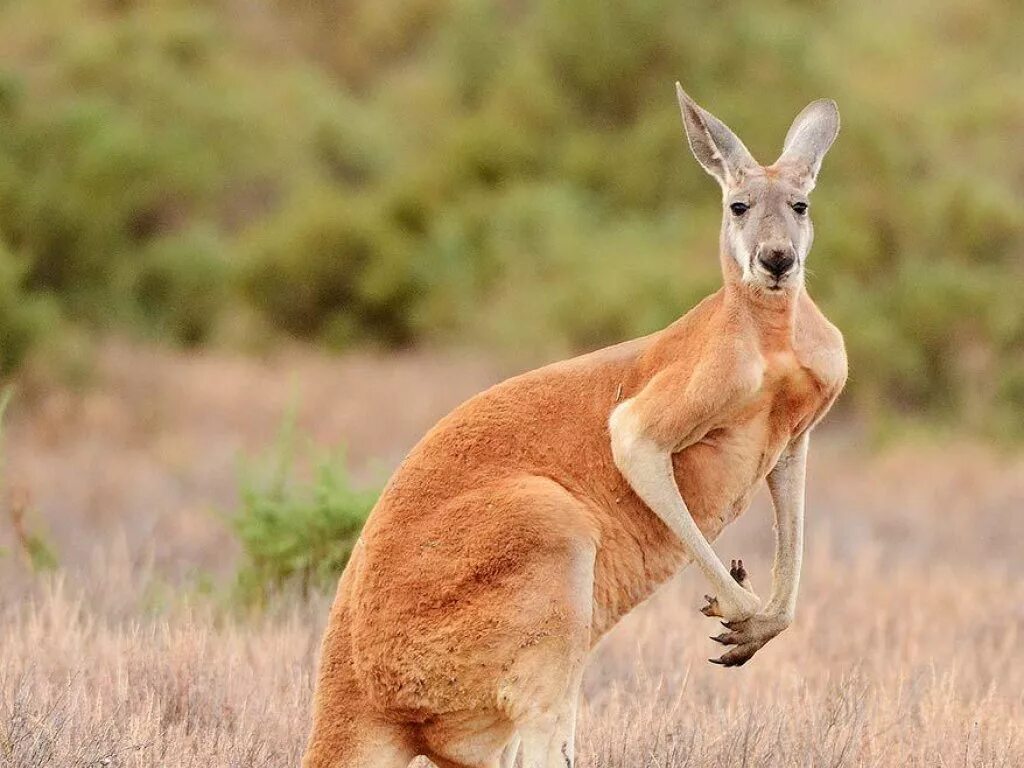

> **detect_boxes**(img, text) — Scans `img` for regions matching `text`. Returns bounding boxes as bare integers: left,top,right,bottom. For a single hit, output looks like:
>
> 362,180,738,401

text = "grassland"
2,346,1022,767
1,2,1022,764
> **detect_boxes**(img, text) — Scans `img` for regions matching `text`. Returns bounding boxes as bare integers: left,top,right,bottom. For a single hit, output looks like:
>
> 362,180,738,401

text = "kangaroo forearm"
766,505,803,617
765,434,809,617
609,405,758,613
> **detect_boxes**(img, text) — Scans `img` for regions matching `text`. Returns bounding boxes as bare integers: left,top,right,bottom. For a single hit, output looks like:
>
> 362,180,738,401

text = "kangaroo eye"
791,201,808,215
729,202,749,216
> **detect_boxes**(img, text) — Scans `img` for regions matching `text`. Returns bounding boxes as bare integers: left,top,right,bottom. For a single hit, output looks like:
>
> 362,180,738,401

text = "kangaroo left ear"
777,99,840,186
676,82,758,189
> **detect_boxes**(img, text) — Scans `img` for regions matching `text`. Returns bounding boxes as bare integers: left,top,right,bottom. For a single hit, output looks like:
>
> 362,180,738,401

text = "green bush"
132,228,230,346
0,0,387,342
241,190,419,348
417,184,717,353
231,419,379,604
0,0,1022,432
0,241,58,374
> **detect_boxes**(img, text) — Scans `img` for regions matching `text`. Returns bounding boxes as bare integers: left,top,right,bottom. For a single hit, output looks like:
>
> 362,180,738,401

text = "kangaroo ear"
675,83,757,189
777,99,840,186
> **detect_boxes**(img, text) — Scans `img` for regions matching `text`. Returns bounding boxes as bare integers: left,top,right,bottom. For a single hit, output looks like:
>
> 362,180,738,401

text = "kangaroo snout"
756,247,796,279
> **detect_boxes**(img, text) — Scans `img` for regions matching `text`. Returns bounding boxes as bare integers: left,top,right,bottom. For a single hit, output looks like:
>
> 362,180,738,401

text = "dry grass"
2,343,1023,767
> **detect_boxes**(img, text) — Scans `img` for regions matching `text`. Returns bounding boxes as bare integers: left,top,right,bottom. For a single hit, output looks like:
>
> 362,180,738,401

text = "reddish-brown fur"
304,91,847,768
304,272,845,767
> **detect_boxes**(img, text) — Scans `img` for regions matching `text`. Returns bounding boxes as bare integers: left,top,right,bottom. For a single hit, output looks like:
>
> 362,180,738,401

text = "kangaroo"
303,84,846,768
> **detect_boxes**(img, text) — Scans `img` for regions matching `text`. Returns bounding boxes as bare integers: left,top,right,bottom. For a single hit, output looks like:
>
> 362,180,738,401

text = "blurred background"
1,0,1022,433
1,1,1023,766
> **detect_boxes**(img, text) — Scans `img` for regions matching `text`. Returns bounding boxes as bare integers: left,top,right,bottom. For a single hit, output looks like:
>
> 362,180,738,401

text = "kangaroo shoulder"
796,294,847,390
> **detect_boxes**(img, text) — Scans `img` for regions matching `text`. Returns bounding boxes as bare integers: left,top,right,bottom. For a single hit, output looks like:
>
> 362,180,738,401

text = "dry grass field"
2,343,1023,767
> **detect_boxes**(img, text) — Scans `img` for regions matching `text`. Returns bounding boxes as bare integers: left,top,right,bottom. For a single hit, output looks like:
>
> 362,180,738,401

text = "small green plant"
0,387,58,572
231,415,380,605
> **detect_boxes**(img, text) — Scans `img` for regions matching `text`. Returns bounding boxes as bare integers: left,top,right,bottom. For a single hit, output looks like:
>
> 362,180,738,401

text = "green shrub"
131,228,230,347
240,189,419,348
231,418,380,604
417,184,717,353
0,0,387,343
0,0,1022,433
0,242,58,374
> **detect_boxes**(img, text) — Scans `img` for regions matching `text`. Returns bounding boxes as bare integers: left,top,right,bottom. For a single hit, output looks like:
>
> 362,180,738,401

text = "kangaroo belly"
674,415,774,538
589,414,774,637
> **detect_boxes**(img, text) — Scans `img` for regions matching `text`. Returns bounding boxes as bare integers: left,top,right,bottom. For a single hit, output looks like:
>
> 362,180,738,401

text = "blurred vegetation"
0,387,58,572
231,416,378,604
0,0,1022,434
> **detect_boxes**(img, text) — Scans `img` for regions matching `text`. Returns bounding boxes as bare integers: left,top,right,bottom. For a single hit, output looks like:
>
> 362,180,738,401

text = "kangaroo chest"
590,356,825,638
672,347,828,534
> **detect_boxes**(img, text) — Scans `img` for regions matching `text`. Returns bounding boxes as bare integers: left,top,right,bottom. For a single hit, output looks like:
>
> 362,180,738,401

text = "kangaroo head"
675,83,840,295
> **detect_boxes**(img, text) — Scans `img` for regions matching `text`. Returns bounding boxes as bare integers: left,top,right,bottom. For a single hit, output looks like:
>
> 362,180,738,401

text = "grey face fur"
675,83,840,294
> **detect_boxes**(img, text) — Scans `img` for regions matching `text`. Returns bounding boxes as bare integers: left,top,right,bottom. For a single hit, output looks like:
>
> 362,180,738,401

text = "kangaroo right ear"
777,99,840,186
676,83,757,188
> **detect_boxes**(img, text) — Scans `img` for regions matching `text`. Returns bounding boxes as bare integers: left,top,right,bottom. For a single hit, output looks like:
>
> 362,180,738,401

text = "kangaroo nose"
758,249,796,278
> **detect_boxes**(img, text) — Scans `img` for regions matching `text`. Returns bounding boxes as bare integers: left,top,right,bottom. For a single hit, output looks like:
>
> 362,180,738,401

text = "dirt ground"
1,342,1022,767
